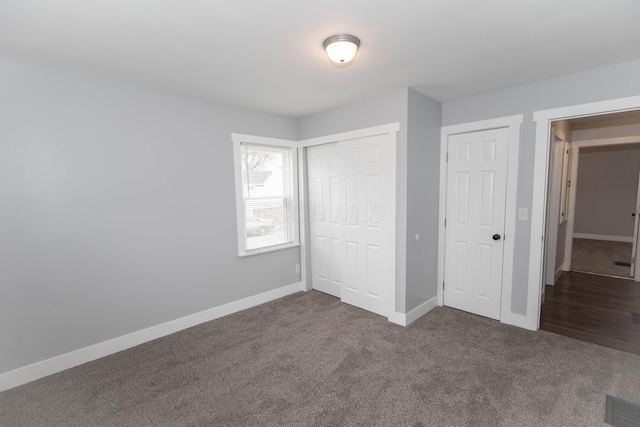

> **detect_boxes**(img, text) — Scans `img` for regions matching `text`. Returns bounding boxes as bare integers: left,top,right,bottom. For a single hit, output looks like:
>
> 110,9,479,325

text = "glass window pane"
236,141,296,254
242,146,285,199
244,198,289,250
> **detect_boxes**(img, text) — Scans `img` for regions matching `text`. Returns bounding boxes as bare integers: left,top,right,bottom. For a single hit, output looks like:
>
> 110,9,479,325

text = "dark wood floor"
540,271,640,355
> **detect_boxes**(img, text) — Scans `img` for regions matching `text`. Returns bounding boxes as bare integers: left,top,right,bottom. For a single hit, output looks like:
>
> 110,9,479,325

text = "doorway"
544,115,640,282
569,143,640,278
528,97,640,351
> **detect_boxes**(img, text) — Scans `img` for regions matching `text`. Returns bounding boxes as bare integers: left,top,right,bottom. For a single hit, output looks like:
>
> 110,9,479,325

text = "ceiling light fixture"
323,34,360,65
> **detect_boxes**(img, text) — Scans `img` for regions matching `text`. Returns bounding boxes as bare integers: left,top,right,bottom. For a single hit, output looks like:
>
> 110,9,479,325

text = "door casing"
298,123,399,323
560,138,640,279
530,95,640,331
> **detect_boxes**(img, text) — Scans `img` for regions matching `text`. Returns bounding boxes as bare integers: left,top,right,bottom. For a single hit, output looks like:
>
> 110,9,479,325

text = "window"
232,134,299,256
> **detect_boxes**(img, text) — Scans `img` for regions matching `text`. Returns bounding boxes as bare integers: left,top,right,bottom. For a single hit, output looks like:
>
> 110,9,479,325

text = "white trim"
529,95,640,332
300,123,400,147
545,135,563,285
563,144,579,271
391,296,438,327
562,137,640,272
533,96,640,122
529,118,554,331
573,233,633,243
0,282,305,392
438,115,523,325
231,133,299,148
231,134,299,257
554,267,564,283
297,147,311,291
236,242,301,257
232,136,246,254
437,132,448,307
440,114,523,135
506,313,531,330
572,135,640,148
386,127,398,323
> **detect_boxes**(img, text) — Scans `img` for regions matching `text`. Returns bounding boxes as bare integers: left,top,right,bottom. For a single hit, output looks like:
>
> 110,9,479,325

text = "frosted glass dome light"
323,34,360,64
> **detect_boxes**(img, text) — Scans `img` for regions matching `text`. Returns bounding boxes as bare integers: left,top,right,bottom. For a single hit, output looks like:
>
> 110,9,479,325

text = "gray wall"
406,89,442,310
574,145,640,237
0,59,299,374
442,59,640,315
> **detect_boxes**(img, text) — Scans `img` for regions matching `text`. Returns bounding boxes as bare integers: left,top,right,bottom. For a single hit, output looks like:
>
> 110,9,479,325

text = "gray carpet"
2,290,640,426
571,238,633,278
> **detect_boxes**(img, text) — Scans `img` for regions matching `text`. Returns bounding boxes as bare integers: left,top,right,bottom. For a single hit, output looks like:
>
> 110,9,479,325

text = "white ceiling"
1,0,639,117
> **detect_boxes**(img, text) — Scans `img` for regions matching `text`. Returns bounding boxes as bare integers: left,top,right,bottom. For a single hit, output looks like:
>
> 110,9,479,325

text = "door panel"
307,143,342,298
307,133,392,317
339,134,390,317
444,128,509,320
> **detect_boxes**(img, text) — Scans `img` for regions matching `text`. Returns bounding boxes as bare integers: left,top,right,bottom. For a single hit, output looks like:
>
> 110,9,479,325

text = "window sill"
238,242,301,258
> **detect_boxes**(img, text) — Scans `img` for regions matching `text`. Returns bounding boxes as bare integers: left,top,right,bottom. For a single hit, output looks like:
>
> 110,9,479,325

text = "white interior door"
307,133,393,317
307,143,341,298
444,127,509,320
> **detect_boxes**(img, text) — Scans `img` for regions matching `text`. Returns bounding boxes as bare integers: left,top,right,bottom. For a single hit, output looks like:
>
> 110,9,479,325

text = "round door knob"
492,234,501,241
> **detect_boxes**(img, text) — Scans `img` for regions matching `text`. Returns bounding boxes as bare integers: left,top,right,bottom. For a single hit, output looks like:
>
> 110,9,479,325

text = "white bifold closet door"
307,133,392,317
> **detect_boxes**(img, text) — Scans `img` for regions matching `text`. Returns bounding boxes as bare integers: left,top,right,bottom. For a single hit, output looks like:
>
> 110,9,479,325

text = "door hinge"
446,152,448,162
444,218,447,227
633,257,636,264
443,281,445,289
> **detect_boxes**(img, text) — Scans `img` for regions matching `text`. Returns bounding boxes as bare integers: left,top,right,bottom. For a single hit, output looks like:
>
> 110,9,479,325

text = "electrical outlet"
295,264,300,274
518,208,528,221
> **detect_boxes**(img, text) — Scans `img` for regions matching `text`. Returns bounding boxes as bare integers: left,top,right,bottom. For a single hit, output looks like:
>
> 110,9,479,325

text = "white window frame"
232,133,300,257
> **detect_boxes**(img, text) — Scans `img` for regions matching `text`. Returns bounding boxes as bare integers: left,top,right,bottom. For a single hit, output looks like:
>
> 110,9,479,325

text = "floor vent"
614,261,632,267
605,395,640,427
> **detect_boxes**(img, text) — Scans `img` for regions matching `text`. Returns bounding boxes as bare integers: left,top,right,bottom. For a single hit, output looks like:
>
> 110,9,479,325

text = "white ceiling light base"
323,34,360,65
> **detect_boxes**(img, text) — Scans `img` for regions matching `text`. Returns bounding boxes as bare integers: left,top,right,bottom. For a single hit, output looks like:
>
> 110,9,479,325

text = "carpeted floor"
571,238,633,278
2,290,640,426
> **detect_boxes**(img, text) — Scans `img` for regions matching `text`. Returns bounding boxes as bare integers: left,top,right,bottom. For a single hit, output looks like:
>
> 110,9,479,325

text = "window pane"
244,197,289,250
236,140,296,255
242,146,286,199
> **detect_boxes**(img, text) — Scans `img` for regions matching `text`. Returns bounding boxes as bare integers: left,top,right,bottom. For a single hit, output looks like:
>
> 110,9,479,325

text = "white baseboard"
0,282,304,392
573,233,633,243
554,268,564,283
392,296,438,327
504,312,535,331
